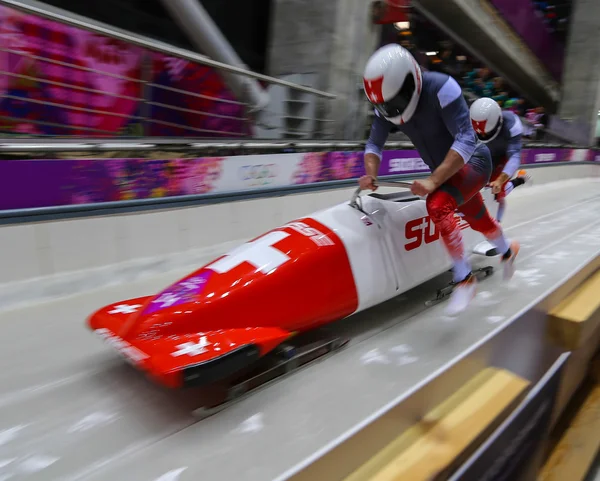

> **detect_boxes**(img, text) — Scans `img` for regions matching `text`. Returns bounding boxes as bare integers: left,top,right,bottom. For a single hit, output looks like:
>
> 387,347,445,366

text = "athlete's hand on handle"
490,173,510,194
411,178,436,196
490,179,503,194
358,175,378,191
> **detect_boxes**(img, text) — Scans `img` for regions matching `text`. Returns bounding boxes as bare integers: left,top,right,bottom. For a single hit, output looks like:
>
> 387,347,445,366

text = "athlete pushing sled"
469,97,531,222
358,44,520,314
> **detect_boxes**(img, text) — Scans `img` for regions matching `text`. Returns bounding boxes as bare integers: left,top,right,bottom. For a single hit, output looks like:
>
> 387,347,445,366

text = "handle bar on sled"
349,180,414,208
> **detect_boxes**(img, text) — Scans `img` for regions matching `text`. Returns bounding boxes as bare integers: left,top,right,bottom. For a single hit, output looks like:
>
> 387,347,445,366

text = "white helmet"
363,44,422,124
469,97,503,143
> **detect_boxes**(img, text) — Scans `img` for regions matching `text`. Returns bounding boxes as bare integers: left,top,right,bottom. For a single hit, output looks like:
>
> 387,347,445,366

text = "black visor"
372,73,416,118
476,116,503,142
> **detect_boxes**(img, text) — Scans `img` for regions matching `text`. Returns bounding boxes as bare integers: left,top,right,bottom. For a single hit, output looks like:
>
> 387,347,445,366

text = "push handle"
349,180,414,207
376,180,414,188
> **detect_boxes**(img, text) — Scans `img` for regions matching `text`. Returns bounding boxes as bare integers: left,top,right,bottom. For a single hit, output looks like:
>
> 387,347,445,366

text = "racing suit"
485,110,523,202
483,110,523,222
365,71,510,283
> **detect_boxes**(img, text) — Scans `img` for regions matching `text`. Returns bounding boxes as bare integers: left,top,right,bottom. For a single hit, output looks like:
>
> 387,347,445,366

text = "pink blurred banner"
0,5,251,137
0,148,596,211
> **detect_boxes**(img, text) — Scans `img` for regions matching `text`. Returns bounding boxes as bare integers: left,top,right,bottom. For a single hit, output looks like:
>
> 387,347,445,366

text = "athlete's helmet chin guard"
363,44,422,125
470,97,503,143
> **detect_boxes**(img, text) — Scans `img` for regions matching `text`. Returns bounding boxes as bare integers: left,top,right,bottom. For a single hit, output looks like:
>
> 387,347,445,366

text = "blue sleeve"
435,77,478,163
503,115,523,177
365,111,392,159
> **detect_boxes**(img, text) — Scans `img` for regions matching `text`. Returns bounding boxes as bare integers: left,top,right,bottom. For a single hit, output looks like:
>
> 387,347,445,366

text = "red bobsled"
88,184,496,389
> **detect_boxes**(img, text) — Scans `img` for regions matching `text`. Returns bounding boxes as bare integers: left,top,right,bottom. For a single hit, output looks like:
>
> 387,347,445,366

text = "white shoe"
445,274,477,315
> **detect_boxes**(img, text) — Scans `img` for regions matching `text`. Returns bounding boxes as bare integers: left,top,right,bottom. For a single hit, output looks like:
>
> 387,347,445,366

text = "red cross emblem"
472,119,488,135
364,76,384,103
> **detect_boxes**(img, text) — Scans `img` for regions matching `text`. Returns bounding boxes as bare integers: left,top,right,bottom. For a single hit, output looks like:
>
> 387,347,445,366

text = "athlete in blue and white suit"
358,44,520,314
470,97,530,222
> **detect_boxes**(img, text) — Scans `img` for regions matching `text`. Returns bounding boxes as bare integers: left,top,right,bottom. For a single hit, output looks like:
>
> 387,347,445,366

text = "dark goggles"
475,116,503,142
371,74,416,118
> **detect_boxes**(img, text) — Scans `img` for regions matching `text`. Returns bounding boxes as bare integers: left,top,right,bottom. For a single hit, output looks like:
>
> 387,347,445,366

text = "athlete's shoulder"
422,71,456,90
502,110,523,137
502,109,517,124
422,71,463,109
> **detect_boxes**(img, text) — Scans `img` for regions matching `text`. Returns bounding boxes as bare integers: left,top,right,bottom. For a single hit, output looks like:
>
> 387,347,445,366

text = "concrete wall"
266,0,379,139
557,0,600,145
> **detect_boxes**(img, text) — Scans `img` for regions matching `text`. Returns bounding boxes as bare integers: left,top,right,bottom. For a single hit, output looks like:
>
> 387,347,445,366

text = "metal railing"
0,138,579,159
0,0,338,140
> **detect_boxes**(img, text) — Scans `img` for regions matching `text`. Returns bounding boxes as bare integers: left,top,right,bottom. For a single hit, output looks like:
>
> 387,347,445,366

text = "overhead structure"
159,0,270,114
411,0,560,110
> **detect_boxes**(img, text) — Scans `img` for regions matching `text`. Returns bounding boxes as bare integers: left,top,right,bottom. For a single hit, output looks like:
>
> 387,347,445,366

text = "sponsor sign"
0,149,596,210
404,216,440,251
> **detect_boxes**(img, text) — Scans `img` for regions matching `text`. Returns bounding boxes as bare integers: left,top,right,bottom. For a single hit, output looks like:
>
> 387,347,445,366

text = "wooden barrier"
539,355,600,481
343,367,529,481
546,268,600,428
547,269,600,351
539,267,600,480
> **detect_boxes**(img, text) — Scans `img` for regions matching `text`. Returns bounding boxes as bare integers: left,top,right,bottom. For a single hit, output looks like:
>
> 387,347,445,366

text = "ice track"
0,179,600,481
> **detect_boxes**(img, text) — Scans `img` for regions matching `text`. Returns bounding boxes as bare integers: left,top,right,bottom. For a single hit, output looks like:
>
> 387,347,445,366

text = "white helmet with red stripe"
469,97,503,143
363,44,423,124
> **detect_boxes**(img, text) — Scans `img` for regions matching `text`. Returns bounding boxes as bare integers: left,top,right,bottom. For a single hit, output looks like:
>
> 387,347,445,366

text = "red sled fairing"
89,186,496,389
88,218,358,388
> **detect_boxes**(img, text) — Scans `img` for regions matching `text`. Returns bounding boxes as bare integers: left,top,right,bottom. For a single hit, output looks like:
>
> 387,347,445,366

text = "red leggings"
426,157,502,261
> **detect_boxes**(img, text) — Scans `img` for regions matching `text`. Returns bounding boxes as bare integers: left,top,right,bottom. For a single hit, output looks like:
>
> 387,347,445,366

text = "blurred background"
1,2,600,481
0,0,596,146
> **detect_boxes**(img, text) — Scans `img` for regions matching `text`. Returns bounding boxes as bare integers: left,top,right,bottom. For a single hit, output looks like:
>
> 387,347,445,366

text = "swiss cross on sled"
171,336,211,357
109,304,141,315
207,222,334,274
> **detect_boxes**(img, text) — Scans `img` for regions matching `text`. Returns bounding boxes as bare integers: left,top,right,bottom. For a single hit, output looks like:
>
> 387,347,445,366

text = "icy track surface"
0,178,600,481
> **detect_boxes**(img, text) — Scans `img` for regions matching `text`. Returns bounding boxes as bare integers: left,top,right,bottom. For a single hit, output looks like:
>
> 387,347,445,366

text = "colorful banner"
489,0,564,81
0,148,596,211
521,147,594,164
0,5,250,138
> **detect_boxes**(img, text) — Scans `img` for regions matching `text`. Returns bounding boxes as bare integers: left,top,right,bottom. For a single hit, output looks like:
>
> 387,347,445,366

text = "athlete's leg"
494,182,509,222
427,150,495,279
427,150,518,314
496,197,507,222
488,159,509,222
458,192,509,253
458,191,520,280
426,154,490,314
498,171,529,220
426,189,469,283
